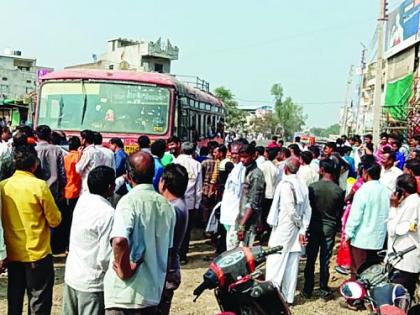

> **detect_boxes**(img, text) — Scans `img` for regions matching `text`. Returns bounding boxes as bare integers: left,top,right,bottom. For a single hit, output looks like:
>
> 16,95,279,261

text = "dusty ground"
0,232,387,314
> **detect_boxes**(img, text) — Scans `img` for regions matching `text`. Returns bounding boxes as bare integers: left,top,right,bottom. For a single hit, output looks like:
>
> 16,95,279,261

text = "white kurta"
387,194,420,274
265,174,311,303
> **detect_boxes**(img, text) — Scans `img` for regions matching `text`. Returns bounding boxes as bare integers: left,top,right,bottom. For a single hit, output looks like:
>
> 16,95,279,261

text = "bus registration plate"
124,144,139,155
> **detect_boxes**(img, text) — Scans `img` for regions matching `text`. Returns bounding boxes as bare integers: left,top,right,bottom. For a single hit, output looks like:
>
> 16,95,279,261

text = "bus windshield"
37,81,171,135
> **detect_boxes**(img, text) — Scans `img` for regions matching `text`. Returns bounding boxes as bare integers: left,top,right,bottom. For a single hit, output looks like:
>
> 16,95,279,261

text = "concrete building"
0,49,53,101
66,38,179,73
353,60,386,135
0,49,52,125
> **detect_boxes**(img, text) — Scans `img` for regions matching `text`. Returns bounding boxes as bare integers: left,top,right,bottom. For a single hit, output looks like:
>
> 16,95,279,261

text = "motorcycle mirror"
377,249,387,258
340,281,366,300
395,222,410,236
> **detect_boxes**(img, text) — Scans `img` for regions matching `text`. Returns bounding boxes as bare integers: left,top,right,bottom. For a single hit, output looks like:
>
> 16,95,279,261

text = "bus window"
197,114,202,137
179,109,189,141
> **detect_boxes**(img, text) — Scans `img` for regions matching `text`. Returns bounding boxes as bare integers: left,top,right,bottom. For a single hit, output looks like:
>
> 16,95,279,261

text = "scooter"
193,245,291,315
340,227,416,314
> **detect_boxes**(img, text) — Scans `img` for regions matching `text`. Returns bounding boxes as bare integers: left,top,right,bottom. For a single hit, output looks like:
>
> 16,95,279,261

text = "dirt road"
0,235,370,315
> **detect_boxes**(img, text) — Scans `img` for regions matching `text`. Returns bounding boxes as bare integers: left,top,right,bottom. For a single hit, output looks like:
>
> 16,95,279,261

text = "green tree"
249,112,280,135
320,123,340,138
214,87,247,131
271,84,306,139
310,127,325,137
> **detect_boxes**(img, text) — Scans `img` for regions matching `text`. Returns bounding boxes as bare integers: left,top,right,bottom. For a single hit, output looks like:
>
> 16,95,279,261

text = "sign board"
385,0,420,58
36,68,53,83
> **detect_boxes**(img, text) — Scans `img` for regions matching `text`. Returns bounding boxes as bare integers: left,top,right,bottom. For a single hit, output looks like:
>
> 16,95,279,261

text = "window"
1,77,7,81
0,84,8,93
26,80,32,84
109,65,114,70
181,97,188,107
179,109,189,141
154,63,163,73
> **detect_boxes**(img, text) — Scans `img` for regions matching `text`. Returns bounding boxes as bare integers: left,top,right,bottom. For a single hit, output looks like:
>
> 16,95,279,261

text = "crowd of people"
0,124,418,314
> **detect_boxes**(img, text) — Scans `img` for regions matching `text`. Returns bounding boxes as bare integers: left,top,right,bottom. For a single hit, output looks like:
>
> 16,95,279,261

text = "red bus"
35,69,223,152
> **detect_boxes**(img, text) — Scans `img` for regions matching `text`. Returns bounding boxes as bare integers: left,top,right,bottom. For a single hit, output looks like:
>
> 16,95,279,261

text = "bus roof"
41,69,223,107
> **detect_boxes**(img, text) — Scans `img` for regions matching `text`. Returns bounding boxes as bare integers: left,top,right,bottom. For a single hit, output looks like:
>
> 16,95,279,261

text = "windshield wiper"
80,80,87,125
58,96,64,128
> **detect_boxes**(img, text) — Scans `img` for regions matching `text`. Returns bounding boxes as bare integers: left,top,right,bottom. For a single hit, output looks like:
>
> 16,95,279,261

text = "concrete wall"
0,55,37,99
0,68,36,99
104,44,143,69
141,56,170,73
387,47,415,82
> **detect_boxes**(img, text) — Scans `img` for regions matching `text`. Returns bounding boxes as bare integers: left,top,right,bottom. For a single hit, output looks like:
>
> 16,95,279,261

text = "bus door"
177,99,189,141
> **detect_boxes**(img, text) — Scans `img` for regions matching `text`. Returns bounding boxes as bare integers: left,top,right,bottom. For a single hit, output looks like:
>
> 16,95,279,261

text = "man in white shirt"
297,151,319,187
274,147,291,186
255,146,266,167
0,126,12,156
380,150,403,195
387,174,420,299
63,166,116,315
0,189,7,274
0,127,13,180
138,135,152,155
259,148,279,236
94,132,116,171
294,136,304,151
76,130,107,193
174,142,202,264
308,146,321,174
266,157,311,304
220,142,246,250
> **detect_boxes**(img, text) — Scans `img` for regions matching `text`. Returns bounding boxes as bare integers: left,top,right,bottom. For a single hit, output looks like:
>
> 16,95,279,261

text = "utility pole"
355,44,367,134
372,0,388,143
340,64,354,136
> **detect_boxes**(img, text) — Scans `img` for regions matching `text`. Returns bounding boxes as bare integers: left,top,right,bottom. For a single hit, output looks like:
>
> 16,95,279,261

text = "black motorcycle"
340,232,416,314
193,245,291,315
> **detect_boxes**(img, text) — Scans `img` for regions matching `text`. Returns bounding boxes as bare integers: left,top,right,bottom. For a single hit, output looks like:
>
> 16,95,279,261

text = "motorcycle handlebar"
398,245,417,257
193,281,209,302
263,245,283,256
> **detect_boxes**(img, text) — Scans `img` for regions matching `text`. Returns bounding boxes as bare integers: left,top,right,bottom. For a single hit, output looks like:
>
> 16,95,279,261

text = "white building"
0,49,52,101
66,38,179,73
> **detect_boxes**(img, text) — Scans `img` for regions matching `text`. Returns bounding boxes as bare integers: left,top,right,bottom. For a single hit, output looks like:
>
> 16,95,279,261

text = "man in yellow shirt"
0,146,61,315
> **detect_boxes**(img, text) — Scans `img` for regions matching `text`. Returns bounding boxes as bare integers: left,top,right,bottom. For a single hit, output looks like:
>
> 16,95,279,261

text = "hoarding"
36,68,53,83
385,0,420,58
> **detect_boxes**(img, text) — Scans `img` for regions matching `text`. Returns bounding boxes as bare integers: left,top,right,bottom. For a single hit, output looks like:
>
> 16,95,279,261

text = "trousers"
303,227,336,293
62,284,104,315
7,255,54,315
349,245,380,280
179,209,196,260
105,307,157,315
226,225,256,250
391,268,420,299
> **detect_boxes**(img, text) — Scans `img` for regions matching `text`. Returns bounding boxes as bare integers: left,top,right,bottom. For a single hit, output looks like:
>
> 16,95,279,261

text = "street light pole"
340,65,354,136
355,44,367,134
372,0,388,143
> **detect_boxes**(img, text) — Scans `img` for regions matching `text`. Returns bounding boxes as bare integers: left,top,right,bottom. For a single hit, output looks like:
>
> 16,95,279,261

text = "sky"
0,0,404,128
